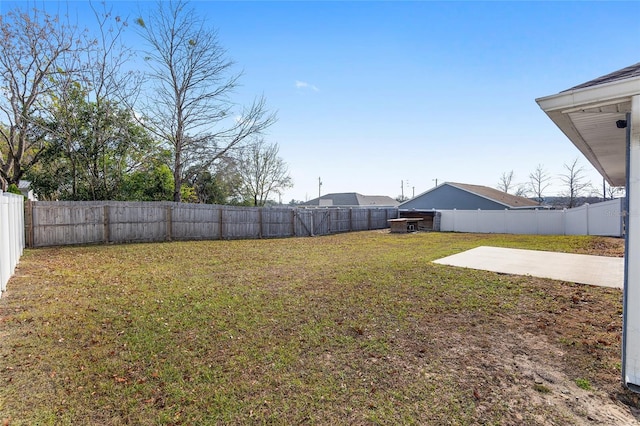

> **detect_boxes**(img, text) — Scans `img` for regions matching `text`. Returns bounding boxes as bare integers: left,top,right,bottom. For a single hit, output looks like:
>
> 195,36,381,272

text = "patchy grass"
576,378,592,391
0,231,633,424
534,384,552,394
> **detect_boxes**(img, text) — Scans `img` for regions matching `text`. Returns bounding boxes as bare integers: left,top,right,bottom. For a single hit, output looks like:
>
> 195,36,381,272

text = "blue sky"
3,1,640,202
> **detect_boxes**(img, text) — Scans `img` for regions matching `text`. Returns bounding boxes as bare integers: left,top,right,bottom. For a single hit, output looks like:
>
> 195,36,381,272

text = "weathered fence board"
27,201,398,247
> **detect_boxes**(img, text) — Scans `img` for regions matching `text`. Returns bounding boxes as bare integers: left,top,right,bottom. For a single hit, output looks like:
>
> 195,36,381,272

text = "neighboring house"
18,180,37,201
302,192,400,207
539,196,615,209
399,182,540,211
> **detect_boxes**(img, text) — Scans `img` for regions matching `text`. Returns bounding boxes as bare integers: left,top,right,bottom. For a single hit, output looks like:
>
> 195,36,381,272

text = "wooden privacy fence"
437,198,624,237
25,201,399,248
1,192,25,295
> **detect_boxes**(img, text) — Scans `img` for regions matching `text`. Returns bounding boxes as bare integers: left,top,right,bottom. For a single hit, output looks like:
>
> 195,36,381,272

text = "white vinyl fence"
439,198,624,237
0,192,25,296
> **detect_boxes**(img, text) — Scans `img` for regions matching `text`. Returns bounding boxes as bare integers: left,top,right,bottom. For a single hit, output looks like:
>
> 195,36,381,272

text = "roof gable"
400,182,539,209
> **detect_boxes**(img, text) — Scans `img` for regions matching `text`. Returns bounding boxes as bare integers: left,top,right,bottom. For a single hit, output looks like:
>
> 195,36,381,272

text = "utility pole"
318,177,322,199
433,178,438,187
401,180,404,199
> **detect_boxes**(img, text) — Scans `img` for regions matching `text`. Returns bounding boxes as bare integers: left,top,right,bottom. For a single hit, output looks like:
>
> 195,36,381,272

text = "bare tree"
559,158,592,208
514,184,530,198
135,0,275,202
604,181,625,200
529,164,551,204
0,7,79,190
237,139,292,206
497,170,514,193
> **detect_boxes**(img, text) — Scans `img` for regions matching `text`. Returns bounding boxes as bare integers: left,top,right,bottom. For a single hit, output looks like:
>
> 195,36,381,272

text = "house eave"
536,76,640,187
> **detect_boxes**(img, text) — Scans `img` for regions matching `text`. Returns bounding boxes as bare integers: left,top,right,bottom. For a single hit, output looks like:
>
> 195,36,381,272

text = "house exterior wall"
401,185,506,210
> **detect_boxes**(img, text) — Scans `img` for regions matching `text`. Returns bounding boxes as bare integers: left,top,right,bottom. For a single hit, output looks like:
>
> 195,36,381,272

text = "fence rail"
25,201,399,248
1,192,25,295
437,198,624,237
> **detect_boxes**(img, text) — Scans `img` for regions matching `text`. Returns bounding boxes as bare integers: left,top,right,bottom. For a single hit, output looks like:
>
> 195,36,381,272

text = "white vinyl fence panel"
0,192,25,295
438,198,624,237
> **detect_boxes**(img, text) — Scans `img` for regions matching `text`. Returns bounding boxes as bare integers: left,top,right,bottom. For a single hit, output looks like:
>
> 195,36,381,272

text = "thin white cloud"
295,80,319,92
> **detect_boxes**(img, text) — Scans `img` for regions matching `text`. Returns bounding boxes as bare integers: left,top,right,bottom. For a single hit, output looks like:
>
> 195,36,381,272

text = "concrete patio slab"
432,246,624,289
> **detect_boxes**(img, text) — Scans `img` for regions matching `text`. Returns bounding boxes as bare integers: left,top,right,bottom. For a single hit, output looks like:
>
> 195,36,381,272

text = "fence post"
585,203,590,236
103,205,110,243
503,208,508,234
349,208,353,232
166,205,173,241
17,196,24,254
10,195,17,266
453,209,457,232
25,200,33,248
9,198,14,268
291,209,295,237
0,195,10,293
368,209,372,230
219,207,224,240
327,209,338,234
258,208,263,239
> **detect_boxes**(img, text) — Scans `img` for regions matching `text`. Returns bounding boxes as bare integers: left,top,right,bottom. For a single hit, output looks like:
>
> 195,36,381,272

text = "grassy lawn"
0,231,635,424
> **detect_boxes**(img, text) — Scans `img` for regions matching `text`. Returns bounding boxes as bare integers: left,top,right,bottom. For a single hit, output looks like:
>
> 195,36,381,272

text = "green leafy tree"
185,158,243,204
6,183,21,196
120,161,174,201
28,89,161,200
189,170,230,204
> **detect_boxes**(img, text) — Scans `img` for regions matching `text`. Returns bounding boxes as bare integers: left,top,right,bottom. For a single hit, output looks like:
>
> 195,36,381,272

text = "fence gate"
313,210,331,235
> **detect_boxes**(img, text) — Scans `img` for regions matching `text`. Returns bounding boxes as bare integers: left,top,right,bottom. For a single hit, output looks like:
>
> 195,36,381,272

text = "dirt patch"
584,237,625,257
397,309,639,425
466,330,636,425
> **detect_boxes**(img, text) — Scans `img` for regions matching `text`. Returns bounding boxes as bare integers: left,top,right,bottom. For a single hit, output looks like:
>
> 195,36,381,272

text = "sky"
2,0,640,203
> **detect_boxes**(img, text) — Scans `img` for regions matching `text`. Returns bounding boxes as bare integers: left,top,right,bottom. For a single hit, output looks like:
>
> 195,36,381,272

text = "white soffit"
537,76,640,187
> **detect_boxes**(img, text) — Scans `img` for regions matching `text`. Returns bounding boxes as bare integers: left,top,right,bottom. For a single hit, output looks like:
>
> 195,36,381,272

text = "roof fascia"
536,76,640,112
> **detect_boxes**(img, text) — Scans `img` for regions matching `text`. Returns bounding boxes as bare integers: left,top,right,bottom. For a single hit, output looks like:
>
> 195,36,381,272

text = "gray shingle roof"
303,192,399,207
448,182,539,208
563,62,640,92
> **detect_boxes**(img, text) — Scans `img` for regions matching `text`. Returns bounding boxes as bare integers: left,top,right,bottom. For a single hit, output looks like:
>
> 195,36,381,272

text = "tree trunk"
173,149,182,203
